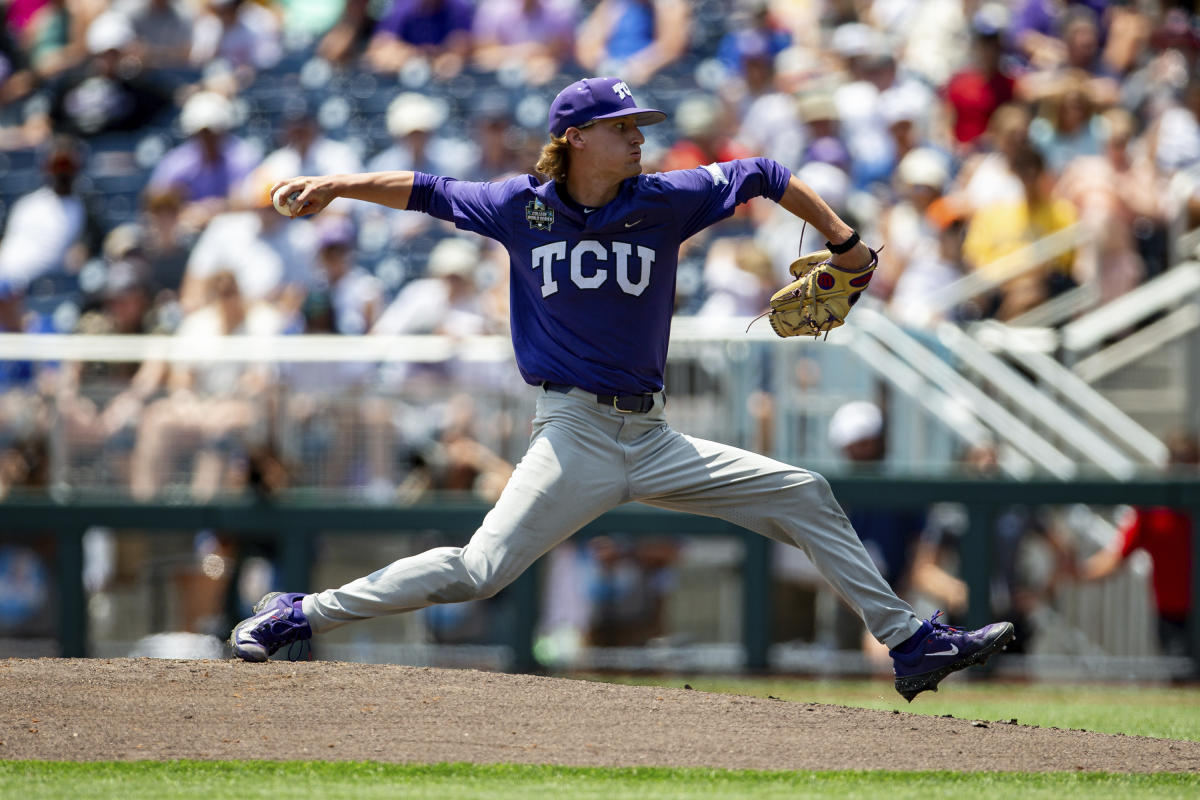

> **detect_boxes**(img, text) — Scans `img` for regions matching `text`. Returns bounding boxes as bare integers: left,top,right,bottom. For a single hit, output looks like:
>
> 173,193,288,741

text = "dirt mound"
2,659,1197,772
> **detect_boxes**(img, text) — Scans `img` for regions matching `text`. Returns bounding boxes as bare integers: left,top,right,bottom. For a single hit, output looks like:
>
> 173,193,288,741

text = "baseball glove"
765,247,879,338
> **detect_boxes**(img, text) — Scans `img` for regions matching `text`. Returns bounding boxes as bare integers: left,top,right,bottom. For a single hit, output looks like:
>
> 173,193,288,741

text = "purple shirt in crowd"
408,158,791,394
375,0,474,46
148,136,260,202
472,0,577,46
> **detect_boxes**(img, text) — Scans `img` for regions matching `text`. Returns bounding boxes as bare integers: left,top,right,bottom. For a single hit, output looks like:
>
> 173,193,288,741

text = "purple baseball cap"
548,77,667,137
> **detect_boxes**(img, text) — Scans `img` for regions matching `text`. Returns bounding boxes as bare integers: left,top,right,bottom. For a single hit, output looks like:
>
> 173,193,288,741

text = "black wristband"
826,230,860,255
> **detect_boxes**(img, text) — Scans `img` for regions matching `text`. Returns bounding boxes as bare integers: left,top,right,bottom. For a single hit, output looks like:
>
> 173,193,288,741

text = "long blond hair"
535,134,571,183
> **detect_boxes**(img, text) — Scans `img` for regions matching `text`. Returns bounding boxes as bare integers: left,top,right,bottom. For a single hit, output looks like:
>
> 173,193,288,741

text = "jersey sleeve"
655,157,791,241
406,172,532,243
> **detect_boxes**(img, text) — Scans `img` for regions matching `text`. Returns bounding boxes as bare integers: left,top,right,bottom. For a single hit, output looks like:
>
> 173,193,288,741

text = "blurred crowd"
0,0,1199,503
1,0,1198,662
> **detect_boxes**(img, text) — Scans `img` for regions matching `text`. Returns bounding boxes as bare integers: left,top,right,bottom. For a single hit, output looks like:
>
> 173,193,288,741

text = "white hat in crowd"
831,22,885,59
387,93,448,138
828,401,884,450
896,148,950,190
180,91,237,135
86,11,136,55
674,95,721,139
428,238,478,279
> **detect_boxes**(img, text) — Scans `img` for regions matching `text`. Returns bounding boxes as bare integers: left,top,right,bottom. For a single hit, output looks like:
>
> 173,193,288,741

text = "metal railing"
5,476,1196,675
926,222,1085,317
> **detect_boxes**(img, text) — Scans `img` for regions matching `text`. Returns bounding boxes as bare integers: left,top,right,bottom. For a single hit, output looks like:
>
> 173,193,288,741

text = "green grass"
583,675,1200,742
0,761,1197,800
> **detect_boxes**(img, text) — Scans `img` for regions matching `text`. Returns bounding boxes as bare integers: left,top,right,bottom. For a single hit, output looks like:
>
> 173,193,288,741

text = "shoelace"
927,609,963,635
255,609,312,655
285,639,312,662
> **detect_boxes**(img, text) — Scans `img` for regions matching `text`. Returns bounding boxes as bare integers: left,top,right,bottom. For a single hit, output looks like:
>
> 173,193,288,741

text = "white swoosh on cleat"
928,644,959,657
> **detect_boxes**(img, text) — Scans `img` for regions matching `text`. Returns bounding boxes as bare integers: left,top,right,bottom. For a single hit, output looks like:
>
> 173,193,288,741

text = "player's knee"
425,549,509,603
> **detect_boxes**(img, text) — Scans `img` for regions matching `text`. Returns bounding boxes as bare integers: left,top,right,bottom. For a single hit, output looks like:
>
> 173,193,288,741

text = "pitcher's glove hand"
766,247,879,338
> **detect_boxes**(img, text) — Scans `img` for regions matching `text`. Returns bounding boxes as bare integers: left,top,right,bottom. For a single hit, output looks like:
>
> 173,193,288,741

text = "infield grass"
1,761,1198,800
584,676,1200,742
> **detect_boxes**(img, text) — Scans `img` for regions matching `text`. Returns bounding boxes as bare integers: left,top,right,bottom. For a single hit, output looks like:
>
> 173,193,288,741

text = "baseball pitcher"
233,77,1014,701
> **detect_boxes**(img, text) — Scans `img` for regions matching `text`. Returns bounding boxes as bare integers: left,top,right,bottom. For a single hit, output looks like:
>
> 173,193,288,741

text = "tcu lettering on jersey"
531,240,656,298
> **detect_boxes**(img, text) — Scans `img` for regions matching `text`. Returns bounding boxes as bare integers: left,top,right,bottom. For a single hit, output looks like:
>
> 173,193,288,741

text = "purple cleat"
890,611,1015,702
230,592,312,662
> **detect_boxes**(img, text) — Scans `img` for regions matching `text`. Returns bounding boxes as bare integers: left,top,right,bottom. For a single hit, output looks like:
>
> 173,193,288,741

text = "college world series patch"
526,198,555,231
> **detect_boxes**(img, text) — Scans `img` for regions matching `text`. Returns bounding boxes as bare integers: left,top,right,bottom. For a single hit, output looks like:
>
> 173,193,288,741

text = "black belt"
542,382,656,413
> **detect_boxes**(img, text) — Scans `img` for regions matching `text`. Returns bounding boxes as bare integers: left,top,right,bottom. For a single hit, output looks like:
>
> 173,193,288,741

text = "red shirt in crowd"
943,68,1016,146
1119,507,1193,620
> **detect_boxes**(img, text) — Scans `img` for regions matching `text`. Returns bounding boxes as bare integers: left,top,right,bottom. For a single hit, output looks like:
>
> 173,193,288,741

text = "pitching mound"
2,659,1198,772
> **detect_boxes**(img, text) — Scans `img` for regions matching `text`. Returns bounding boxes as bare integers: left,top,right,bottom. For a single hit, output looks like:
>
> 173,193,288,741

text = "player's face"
578,117,646,180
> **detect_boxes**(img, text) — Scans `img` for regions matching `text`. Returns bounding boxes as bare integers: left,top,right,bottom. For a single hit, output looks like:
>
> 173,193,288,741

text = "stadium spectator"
308,216,382,335
661,95,751,173
19,0,96,81
178,169,317,316
1015,5,1120,109
695,238,775,319
276,0,346,43
471,0,578,86
1070,106,1171,279
796,92,851,175
372,236,489,337
0,12,36,105
129,269,283,501
888,196,970,328
727,32,806,169
943,5,1017,153
122,0,196,68
952,102,1031,214
190,0,282,78
0,281,41,395
316,0,377,66
1054,107,1151,305
1077,431,1197,666
916,441,1077,656
583,533,680,647
368,91,455,174
136,187,197,301
575,0,690,87
275,217,381,489
1010,0,1110,73
259,99,363,180
829,22,899,189
878,82,937,172
460,94,528,181
147,91,260,231
255,100,362,216
56,258,157,488
365,0,474,80
714,0,790,78
962,144,1079,320
313,0,372,65
0,135,100,292
43,11,174,139
364,91,462,244
875,148,952,304
1029,78,1104,174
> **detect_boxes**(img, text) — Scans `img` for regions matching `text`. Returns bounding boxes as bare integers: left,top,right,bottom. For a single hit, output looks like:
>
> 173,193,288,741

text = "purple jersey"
407,157,790,394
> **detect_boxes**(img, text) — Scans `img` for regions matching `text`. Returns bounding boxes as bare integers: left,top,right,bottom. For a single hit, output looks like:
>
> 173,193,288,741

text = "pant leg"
627,425,921,648
303,391,628,633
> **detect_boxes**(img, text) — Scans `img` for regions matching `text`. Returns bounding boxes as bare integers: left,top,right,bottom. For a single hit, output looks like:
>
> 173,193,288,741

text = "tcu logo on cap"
612,81,632,100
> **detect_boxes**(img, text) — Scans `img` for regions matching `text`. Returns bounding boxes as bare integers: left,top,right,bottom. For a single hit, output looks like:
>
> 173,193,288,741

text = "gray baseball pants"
302,386,923,648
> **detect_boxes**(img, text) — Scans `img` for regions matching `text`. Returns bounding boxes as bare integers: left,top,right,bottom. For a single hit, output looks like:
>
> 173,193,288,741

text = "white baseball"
273,189,301,217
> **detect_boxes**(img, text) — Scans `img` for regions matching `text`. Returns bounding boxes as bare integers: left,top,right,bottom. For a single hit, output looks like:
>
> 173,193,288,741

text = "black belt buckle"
611,393,653,413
